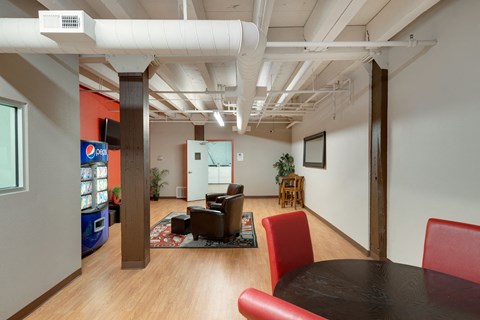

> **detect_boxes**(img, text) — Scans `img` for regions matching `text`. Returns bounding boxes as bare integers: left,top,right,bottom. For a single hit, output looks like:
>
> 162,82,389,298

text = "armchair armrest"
215,195,228,203
209,202,223,211
189,207,223,217
190,207,225,239
206,192,226,202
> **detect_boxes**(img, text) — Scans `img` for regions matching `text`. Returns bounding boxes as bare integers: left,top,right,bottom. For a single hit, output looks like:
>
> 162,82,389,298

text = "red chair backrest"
423,218,480,284
262,211,314,291
238,288,327,320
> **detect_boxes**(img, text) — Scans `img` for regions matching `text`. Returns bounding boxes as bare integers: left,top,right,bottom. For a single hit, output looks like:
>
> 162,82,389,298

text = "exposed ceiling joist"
154,64,205,112
189,0,207,20
304,0,367,42
13,0,439,129
196,63,223,112
272,1,367,110
36,0,98,17
80,65,118,92
366,0,441,41
149,74,193,117
99,0,149,19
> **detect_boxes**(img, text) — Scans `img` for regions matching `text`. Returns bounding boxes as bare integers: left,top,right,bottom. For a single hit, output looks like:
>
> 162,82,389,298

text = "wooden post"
119,72,150,269
194,125,205,141
370,61,388,260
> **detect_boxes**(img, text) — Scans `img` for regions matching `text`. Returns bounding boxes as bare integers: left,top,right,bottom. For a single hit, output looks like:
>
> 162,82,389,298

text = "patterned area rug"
150,212,258,248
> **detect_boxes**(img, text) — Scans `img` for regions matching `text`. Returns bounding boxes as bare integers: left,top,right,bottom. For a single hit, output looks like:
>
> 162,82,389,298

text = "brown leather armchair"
205,183,244,209
190,194,245,242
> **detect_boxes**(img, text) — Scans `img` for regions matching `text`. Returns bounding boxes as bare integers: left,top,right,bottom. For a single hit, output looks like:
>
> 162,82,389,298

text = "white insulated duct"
236,23,266,134
0,19,259,56
0,17,264,133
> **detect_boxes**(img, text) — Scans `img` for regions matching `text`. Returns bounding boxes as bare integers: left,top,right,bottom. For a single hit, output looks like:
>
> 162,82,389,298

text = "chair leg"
287,191,293,207
295,191,301,208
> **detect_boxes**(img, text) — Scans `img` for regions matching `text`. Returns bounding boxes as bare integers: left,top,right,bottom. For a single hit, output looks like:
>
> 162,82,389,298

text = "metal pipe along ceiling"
266,40,437,48
0,17,265,133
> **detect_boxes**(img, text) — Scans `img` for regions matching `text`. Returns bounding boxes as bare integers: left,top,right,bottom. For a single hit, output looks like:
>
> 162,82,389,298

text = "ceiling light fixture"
214,112,224,127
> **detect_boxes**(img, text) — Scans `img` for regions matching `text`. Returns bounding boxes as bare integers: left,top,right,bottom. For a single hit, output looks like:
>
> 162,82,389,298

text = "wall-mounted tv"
102,118,120,150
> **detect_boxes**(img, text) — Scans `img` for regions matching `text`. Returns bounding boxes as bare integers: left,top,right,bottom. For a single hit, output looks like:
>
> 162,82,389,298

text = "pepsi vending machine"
80,140,109,256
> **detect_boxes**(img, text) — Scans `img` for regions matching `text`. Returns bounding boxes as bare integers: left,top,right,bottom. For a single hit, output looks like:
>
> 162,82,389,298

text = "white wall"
209,124,292,196
293,0,480,265
150,122,291,197
0,54,80,318
292,67,370,250
387,0,480,265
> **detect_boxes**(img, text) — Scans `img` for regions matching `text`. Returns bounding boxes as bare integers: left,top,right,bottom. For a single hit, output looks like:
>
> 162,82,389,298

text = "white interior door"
187,140,208,201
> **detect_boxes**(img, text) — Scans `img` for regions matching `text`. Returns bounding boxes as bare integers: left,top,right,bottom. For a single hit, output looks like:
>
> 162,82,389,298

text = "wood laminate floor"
27,198,367,320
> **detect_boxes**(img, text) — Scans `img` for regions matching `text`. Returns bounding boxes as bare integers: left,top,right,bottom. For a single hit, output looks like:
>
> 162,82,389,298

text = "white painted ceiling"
1,0,438,129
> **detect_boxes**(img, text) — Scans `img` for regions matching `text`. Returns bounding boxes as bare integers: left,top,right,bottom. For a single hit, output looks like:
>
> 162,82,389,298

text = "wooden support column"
369,60,388,260
194,125,205,140
119,72,150,269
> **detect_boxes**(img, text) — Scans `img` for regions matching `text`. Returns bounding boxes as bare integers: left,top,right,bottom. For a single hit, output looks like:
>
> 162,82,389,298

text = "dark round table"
273,259,480,320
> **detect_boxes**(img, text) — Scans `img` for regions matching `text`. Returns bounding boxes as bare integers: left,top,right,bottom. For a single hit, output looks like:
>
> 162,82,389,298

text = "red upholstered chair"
238,288,327,320
262,211,314,291
422,218,480,284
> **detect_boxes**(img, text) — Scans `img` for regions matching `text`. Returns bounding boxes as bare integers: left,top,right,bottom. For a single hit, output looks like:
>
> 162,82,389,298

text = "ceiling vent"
39,10,95,43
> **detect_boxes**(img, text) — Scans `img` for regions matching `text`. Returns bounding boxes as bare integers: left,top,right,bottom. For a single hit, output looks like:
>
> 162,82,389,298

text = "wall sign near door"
237,153,244,161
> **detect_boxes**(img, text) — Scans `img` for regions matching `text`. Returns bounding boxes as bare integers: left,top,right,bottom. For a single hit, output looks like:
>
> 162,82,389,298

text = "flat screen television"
102,118,120,150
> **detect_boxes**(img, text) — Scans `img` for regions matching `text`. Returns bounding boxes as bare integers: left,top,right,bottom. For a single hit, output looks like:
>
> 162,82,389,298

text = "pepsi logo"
96,148,108,156
86,144,95,159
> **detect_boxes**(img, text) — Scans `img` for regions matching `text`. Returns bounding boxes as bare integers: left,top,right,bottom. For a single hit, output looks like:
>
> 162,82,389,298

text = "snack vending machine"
80,140,109,256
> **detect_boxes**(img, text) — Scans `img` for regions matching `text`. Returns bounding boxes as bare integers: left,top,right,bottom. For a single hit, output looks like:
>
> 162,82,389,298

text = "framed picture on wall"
303,131,326,168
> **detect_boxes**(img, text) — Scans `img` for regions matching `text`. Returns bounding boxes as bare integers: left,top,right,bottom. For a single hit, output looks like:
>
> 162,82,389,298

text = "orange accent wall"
80,87,121,189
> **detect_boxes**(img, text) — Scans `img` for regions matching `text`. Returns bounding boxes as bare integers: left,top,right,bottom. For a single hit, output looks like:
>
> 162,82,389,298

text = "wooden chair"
262,211,314,291
278,173,297,205
422,218,480,284
238,288,327,320
281,175,304,209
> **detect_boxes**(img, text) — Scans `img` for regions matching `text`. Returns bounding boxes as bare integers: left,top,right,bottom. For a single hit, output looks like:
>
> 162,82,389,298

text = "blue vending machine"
80,140,109,256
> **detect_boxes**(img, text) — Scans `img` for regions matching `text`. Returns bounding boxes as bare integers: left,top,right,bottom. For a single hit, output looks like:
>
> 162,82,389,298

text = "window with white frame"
0,100,24,193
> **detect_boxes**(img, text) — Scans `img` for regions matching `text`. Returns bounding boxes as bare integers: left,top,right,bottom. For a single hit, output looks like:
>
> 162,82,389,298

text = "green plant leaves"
150,167,170,197
273,153,295,184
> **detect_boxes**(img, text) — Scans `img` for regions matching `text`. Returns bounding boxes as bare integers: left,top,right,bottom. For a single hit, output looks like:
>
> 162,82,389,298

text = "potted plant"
273,153,295,184
110,186,121,205
150,167,169,201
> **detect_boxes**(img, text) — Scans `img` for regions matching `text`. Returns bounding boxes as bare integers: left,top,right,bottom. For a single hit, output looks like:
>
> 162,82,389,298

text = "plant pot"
152,195,159,201
112,196,121,205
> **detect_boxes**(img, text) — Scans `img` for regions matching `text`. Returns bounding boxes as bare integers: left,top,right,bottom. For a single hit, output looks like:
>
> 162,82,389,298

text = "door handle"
188,171,192,174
